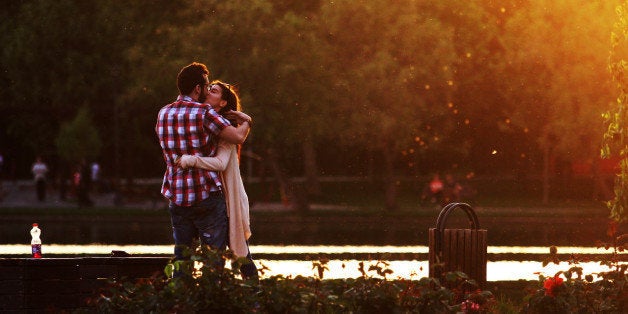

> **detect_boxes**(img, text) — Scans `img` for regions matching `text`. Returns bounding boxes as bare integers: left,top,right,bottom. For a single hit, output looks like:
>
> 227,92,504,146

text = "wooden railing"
0,257,169,312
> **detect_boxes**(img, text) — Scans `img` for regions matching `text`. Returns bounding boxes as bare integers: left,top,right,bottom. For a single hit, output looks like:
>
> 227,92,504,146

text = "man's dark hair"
177,62,210,95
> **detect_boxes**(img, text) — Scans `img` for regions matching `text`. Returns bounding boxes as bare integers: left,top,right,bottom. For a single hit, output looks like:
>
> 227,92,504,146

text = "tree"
1,0,157,178
170,0,333,210
604,1,628,223
503,0,619,203
441,1,518,177
2,0,97,159
0,1,25,165
320,0,458,210
114,0,189,181
55,106,102,163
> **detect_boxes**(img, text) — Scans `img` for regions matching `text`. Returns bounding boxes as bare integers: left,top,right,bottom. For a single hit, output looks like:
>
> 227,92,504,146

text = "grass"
0,176,610,218
0,206,167,216
247,176,609,214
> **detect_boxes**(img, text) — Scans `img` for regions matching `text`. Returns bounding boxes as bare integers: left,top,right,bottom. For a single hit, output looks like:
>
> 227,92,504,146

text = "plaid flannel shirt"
155,95,231,206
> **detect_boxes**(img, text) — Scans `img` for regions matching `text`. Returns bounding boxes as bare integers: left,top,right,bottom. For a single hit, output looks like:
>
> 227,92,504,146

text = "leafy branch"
603,2,628,223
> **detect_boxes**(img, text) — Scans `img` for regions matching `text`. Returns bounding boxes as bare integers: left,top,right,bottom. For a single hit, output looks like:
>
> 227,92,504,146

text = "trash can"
428,202,487,288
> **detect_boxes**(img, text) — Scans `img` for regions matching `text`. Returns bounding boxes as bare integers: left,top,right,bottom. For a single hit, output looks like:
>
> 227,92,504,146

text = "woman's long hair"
211,80,242,161
211,81,241,125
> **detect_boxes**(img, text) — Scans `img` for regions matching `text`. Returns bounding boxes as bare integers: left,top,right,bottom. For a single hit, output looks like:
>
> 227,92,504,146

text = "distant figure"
0,151,4,177
75,159,93,207
90,161,100,193
72,166,81,193
443,173,463,203
458,172,478,203
422,173,444,205
0,152,4,200
31,157,49,201
57,162,69,201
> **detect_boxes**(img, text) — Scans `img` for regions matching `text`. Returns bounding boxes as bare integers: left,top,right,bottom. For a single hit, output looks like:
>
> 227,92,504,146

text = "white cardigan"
180,141,251,258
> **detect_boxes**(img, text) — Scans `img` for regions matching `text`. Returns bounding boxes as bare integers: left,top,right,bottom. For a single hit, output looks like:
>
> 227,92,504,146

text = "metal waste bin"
428,202,487,288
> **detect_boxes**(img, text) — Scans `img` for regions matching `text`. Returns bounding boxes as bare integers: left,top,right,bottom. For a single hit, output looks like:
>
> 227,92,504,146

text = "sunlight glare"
0,245,622,281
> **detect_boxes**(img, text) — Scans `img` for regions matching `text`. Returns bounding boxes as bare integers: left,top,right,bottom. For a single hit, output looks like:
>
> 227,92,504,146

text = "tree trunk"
592,160,613,201
542,143,551,204
382,146,398,211
266,148,309,211
367,150,375,184
302,137,321,196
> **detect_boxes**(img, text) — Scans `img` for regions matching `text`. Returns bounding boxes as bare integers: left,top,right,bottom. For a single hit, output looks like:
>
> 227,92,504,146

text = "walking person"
0,151,4,178
422,173,444,205
31,156,49,202
76,159,93,207
155,62,253,272
90,161,101,193
177,80,258,280
443,173,463,204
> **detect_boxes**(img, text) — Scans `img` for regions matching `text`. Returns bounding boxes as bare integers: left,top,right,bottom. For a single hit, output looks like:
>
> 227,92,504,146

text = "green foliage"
504,0,617,156
55,106,102,163
604,1,628,223
522,231,628,313
88,240,628,313
1,0,626,191
89,248,496,313
320,0,457,151
2,1,131,152
0,0,172,177
523,265,628,314
502,0,620,202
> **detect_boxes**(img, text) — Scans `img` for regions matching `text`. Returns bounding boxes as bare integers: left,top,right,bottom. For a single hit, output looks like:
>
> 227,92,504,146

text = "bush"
86,247,495,313
522,224,628,313
522,265,627,313
85,225,627,313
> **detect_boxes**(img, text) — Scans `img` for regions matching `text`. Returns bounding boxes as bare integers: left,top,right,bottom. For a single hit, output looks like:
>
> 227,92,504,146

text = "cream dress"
179,140,251,258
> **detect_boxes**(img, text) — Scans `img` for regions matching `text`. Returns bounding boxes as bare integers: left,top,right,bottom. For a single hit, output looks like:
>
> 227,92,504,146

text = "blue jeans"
169,193,228,261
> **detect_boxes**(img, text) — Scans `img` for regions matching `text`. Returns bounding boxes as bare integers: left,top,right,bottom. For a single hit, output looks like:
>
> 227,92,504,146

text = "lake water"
0,244,621,281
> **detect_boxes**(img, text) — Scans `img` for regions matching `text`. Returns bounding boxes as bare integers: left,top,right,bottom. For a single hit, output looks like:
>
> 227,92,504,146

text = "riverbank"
1,181,623,312
0,206,619,249
1,178,622,248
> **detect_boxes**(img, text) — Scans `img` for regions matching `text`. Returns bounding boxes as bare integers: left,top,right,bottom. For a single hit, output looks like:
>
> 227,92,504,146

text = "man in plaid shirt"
156,62,252,265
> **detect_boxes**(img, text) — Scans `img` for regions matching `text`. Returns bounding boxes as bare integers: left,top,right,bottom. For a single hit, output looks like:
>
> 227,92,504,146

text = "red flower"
543,275,564,297
461,300,480,313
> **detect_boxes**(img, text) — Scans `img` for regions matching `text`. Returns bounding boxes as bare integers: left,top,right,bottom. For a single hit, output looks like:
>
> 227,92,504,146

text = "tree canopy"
0,0,623,207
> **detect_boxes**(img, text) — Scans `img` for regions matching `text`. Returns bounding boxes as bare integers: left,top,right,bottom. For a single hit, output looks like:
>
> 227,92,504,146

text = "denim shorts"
169,192,228,260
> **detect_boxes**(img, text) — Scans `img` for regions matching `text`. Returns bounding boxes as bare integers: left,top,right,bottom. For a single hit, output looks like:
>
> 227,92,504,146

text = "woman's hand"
224,110,252,126
176,155,197,169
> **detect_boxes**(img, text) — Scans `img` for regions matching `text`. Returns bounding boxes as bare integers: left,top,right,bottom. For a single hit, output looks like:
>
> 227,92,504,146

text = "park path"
0,180,333,211
0,180,154,209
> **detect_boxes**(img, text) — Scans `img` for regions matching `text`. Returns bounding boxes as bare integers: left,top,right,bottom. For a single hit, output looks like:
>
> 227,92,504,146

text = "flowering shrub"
522,265,627,313
542,275,564,297
86,220,628,313
522,224,628,313
86,246,495,313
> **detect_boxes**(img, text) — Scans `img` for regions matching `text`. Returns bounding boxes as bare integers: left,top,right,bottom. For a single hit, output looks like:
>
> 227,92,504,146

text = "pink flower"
543,275,564,297
461,300,480,312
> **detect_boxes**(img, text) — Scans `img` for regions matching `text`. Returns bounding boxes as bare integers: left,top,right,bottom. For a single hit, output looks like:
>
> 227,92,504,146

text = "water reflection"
0,244,621,281
257,260,427,280
1,244,617,255
254,260,612,281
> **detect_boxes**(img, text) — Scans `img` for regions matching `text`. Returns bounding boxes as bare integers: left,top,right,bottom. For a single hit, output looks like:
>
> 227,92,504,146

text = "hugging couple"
155,62,257,280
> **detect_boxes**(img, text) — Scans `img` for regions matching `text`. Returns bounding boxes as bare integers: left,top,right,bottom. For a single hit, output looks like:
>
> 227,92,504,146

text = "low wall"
0,257,169,312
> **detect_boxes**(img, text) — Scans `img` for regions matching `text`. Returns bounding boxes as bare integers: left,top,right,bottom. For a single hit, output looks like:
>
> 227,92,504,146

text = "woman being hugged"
177,81,257,281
